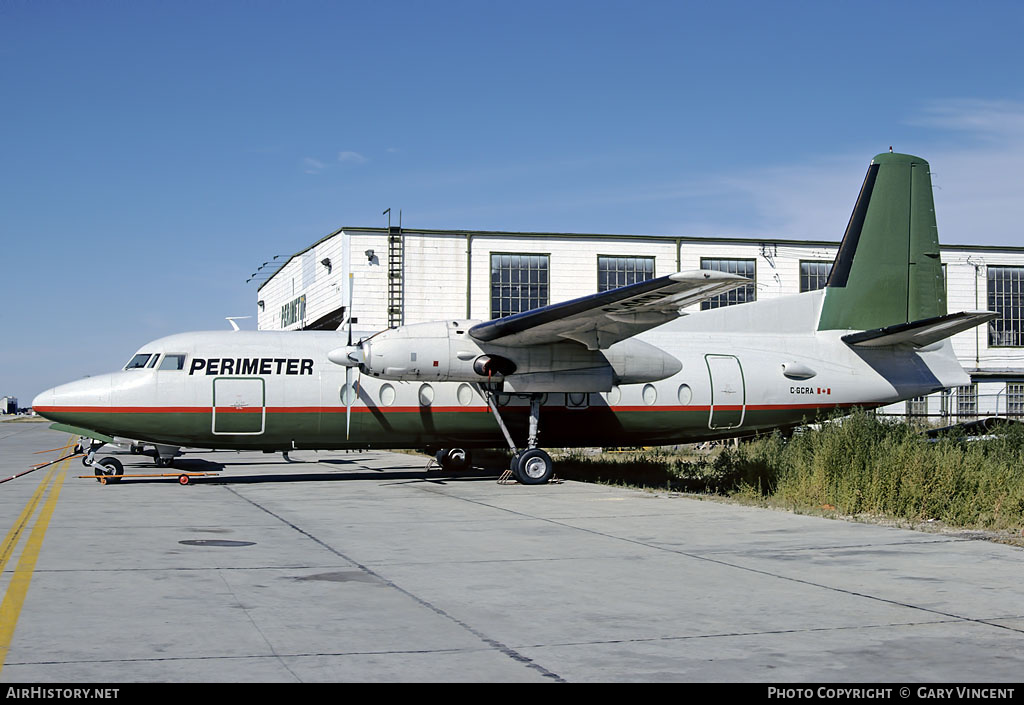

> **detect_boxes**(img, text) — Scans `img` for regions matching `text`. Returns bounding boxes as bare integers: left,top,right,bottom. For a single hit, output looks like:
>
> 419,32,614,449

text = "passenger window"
147,355,161,368
124,354,151,370
159,354,186,371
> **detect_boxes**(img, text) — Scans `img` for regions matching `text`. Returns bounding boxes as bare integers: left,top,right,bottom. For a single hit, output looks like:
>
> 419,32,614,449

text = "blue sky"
3,1,1023,403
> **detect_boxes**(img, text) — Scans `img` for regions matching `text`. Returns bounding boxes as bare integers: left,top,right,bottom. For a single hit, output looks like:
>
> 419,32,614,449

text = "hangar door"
706,354,745,430
212,377,266,435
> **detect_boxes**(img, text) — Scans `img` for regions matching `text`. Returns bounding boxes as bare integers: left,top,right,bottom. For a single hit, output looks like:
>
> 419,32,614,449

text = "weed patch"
553,411,1024,532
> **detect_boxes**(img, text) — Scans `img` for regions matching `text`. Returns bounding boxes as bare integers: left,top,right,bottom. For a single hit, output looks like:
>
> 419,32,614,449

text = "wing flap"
841,310,998,348
469,270,748,349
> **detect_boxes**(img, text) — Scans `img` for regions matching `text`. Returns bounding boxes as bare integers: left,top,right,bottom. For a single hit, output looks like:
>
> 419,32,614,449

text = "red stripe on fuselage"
35,402,864,414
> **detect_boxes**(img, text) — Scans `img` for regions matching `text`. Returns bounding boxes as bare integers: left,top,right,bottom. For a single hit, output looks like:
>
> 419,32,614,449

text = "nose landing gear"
93,457,124,484
78,437,106,468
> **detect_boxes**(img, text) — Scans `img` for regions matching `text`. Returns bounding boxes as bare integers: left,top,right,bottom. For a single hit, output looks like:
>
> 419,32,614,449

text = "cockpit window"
159,354,186,371
125,354,152,370
146,354,161,368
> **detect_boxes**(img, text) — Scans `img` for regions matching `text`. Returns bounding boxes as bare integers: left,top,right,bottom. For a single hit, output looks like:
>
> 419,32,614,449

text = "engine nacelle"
333,319,681,391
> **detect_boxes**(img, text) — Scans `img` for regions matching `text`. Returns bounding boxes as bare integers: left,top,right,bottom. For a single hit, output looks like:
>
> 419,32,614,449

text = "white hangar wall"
255,226,1024,423
255,228,849,330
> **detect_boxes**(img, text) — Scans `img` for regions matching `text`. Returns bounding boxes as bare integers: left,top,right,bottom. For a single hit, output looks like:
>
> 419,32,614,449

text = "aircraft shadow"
109,465,503,486
199,469,504,485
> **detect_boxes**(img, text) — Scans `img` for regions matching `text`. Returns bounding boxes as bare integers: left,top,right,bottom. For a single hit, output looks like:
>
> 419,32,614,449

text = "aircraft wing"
468,270,749,350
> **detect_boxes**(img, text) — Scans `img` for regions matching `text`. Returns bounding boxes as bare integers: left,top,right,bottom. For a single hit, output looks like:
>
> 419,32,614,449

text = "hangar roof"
256,225,1024,293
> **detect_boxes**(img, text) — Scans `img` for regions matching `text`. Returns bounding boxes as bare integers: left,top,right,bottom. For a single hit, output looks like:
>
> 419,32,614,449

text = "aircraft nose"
32,387,55,418
31,376,113,425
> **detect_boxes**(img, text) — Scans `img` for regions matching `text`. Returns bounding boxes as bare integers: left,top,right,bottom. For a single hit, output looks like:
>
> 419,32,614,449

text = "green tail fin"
817,152,946,331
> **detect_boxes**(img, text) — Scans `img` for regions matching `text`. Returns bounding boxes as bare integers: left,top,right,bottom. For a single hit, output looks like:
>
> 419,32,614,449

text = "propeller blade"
346,271,355,440
345,366,352,440
347,272,354,347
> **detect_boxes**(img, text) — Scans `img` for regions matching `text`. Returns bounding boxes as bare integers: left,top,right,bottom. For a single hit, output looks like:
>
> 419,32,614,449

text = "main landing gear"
477,386,554,485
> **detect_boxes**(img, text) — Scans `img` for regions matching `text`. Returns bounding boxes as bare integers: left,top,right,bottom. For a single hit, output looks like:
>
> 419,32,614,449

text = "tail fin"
817,152,946,331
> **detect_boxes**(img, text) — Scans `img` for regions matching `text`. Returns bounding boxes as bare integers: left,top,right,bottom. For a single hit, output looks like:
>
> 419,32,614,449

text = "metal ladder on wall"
387,225,404,328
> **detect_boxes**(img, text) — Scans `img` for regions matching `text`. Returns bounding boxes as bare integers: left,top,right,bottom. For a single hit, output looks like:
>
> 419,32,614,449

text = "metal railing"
874,392,1024,423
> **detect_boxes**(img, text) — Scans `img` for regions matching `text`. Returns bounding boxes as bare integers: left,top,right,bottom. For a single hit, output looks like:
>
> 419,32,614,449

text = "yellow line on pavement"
0,438,74,676
0,466,57,578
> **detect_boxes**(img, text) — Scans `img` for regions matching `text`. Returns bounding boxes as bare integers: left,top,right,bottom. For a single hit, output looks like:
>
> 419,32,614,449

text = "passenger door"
706,354,745,430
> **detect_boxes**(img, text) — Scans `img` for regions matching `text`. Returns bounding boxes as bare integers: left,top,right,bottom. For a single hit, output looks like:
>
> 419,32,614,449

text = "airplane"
32,152,997,485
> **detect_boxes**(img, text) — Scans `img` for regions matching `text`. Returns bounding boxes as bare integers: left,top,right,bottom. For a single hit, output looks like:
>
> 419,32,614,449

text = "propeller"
345,273,355,440
327,273,378,438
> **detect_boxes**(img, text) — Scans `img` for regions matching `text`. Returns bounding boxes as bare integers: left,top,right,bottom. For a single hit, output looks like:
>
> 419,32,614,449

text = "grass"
552,411,1024,534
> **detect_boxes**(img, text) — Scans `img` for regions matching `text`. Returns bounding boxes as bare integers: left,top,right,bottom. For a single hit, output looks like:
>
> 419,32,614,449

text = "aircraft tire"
436,448,472,472
509,452,523,482
96,457,124,484
515,449,553,485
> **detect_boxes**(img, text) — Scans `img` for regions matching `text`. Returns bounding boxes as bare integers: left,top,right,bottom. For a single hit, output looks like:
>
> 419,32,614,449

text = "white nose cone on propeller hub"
327,346,364,367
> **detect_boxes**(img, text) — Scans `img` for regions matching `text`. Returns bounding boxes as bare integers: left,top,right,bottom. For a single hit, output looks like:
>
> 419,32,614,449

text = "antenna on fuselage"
226,316,251,331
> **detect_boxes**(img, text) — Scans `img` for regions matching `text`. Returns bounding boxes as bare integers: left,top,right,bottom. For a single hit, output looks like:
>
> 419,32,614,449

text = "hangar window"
700,258,756,309
956,384,977,421
1008,384,1024,418
905,396,927,420
490,253,549,319
159,354,186,371
987,266,1024,347
800,261,833,292
598,256,654,292
124,354,152,370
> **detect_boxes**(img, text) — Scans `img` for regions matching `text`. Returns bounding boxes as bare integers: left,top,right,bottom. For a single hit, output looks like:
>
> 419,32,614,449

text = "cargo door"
212,377,266,435
706,355,745,429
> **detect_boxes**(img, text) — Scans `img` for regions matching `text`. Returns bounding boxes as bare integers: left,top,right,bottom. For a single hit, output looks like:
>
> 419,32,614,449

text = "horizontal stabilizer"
841,310,998,348
468,270,748,349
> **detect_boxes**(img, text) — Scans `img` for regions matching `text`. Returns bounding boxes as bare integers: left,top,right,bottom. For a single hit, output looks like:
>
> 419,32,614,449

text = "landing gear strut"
79,438,106,468
477,385,554,485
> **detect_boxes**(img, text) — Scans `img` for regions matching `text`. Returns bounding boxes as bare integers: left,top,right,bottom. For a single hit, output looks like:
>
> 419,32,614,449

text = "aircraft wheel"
95,457,124,484
130,444,143,455
82,456,93,467
509,452,523,482
435,447,472,472
515,449,553,485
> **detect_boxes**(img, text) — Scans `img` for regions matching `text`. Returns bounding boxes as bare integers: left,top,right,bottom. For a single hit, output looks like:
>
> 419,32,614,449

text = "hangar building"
255,226,1024,423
